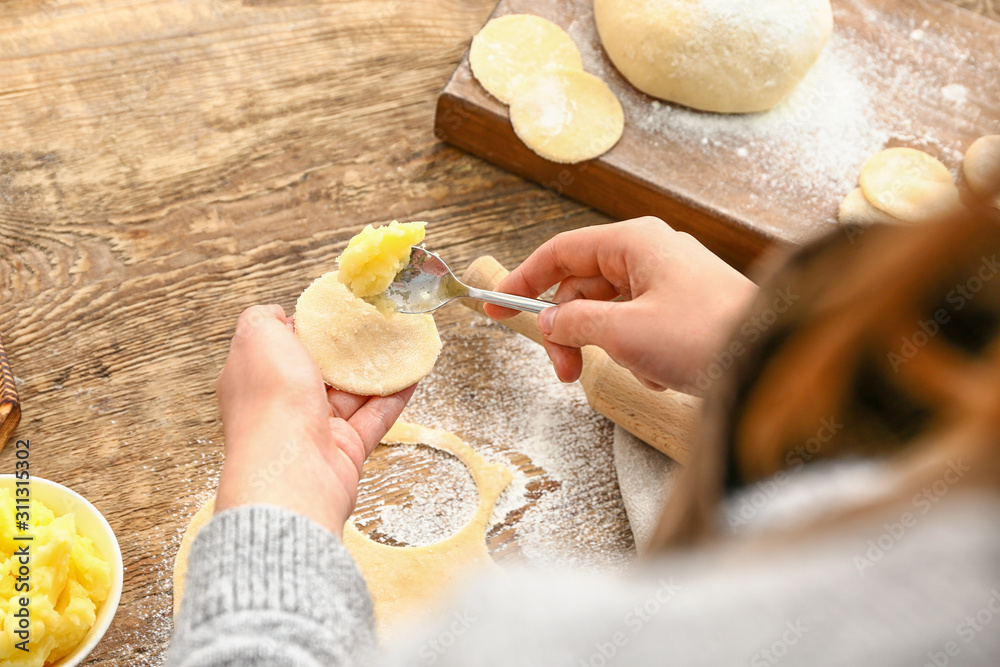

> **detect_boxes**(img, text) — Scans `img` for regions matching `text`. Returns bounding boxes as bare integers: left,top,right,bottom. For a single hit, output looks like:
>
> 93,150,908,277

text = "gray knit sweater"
168,493,1000,666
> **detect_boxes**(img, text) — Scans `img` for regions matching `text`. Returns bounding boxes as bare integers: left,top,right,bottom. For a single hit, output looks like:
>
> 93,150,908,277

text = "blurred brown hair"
650,193,1000,551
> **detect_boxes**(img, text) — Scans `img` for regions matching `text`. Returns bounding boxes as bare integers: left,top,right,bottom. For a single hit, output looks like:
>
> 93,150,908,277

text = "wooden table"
0,1,995,663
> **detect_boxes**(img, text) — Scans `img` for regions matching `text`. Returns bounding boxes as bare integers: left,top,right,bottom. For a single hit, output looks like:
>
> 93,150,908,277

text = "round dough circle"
470,14,583,104
295,271,441,396
859,148,960,223
509,69,624,164
838,187,902,227
594,0,833,113
963,135,1000,208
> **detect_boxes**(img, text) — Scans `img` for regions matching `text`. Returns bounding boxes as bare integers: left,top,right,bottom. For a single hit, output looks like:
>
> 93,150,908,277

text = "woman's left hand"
214,304,415,537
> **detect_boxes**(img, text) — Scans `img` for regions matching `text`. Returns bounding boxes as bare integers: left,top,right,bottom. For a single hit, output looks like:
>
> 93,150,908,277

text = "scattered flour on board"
367,319,633,572
941,83,968,105
549,0,993,236
99,441,223,665
562,15,890,233
134,323,629,662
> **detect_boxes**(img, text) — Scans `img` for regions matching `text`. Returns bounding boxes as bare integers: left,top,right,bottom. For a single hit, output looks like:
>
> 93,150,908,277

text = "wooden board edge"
434,88,780,272
0,336,21,452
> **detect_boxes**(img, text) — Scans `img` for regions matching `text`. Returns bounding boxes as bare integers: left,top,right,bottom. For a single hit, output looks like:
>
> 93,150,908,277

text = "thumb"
538,299,621,350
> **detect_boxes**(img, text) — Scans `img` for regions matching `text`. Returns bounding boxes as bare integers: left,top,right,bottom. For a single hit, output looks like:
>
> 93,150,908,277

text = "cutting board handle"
0,336,21,451
461,256,699,463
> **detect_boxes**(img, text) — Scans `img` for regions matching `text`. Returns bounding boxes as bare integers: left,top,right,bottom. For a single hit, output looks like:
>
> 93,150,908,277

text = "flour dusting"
360,319,632,572
526,0,999,241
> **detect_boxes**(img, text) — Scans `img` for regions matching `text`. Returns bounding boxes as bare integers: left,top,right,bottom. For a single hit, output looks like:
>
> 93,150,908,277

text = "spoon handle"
465,286,555,314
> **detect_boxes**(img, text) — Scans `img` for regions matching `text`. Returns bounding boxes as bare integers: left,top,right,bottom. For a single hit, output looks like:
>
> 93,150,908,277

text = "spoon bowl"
382,247,554,314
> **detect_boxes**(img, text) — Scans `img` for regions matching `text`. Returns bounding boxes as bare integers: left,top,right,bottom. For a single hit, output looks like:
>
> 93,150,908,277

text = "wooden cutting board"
0,336,20,450
435,0,1000,270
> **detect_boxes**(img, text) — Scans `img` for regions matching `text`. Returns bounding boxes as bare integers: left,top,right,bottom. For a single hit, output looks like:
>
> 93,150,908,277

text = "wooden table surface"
0,0,995,664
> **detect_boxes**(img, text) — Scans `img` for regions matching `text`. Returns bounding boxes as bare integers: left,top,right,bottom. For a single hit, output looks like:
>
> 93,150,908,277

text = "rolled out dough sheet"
173,421,512,637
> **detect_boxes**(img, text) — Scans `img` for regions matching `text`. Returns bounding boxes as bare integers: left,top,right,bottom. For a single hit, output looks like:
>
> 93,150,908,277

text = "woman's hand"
484,218,757,392
214,305,415,536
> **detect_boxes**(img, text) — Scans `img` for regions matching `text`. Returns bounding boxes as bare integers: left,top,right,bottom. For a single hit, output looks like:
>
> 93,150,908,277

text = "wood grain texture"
0,1,619,663
0,0,994,663
436,0,1000,270
0,335,20,451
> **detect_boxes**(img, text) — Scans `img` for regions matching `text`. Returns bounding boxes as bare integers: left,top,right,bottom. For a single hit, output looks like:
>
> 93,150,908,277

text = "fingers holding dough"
962,135,1000,208
859,147,960,223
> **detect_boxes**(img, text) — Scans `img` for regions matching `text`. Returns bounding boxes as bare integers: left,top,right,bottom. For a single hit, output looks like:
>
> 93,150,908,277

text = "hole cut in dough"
343,421,511,634
509,69,624,164
352,442,478,546
962,135,1000,208
470,14,583,104
294,271,441,396
859,147,961,223
173,421,512,637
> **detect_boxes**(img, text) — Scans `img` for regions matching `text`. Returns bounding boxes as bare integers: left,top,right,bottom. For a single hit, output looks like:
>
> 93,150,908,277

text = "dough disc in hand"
838,187,901,227
962,135,1000,208
859,147,960,223
509,69,624,164
470,14,583,104
295,271,441,396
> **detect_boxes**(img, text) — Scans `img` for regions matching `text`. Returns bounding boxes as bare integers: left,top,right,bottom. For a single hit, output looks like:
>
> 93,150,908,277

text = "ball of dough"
470,14,583,104
859,147,961,223
509,69,624,163
295,271,441,396
594,0,833,114
962,135,1000,208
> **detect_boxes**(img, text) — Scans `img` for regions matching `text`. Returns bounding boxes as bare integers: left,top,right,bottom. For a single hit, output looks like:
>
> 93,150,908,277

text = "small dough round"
509,69,624,164
594,0,833,113
470,14,583,104
962,135,1000,208
295,271,441,396
838,187,902,226
859,147,961,223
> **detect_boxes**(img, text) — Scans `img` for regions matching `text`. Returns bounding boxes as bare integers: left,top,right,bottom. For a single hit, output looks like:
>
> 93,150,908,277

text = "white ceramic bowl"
0,475,123,667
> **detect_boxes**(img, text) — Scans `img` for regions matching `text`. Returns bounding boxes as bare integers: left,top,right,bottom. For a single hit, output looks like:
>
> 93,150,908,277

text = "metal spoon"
379,247,555,314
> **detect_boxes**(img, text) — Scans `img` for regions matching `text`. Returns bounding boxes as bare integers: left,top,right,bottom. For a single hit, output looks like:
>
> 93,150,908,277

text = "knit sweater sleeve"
166,505,376,667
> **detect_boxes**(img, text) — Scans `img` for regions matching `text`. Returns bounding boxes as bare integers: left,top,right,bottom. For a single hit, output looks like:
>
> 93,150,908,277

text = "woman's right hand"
484,218,757,392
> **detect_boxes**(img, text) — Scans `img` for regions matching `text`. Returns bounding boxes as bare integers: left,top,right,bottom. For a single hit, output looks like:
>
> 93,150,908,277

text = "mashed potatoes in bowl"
0,476,123,667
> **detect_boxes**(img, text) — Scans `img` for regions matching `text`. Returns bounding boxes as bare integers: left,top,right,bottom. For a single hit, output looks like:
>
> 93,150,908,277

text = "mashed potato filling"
337,220,426,298
0,490,110,667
